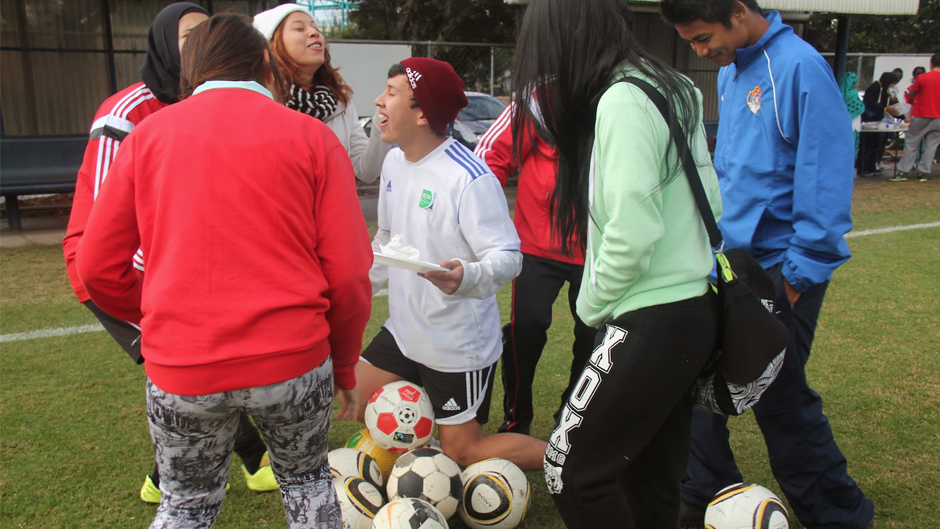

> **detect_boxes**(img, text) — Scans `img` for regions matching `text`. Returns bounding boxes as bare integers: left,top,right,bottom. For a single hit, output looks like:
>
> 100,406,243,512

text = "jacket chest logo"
418,189,436,211
747,86,762,114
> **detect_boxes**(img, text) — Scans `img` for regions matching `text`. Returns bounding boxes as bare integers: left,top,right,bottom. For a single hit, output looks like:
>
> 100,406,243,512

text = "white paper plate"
373,252,447,273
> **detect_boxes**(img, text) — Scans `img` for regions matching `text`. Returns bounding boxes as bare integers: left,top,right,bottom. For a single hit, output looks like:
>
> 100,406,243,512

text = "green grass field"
1,179,938,528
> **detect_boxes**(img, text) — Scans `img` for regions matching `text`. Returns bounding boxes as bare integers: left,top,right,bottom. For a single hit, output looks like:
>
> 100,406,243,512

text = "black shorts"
361,327,496,426
84,300,142,364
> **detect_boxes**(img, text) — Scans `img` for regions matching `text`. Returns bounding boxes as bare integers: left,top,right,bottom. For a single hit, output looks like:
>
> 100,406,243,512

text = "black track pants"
544,292,718,529
500,253,595,433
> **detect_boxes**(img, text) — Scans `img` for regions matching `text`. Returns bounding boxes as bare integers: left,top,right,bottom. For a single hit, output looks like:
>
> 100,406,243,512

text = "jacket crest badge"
747,86,762,114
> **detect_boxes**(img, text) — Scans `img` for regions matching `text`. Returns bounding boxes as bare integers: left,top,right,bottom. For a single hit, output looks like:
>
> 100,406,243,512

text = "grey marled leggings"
147,359,342,529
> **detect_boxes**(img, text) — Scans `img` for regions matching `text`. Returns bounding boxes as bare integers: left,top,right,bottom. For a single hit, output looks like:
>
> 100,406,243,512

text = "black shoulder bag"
618,77,789,416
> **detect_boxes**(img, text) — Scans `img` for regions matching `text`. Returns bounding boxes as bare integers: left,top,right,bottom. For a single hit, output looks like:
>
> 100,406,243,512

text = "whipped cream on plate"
380,234,421,261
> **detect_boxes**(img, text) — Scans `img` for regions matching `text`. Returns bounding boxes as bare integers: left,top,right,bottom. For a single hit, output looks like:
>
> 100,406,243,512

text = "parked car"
449,91,507,150
360,91,507,151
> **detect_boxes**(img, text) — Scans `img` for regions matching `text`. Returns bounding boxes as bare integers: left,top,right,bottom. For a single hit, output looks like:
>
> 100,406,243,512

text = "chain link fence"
821,53,929,89
409,42,515,100
396,47,925,99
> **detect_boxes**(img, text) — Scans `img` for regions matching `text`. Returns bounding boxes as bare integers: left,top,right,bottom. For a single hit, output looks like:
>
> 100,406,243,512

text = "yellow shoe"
242,452,278,492
140,473,230,504
140,474,161,504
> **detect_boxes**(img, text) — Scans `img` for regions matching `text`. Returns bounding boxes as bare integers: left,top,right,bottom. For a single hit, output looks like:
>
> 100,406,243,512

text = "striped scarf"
287,84,337,121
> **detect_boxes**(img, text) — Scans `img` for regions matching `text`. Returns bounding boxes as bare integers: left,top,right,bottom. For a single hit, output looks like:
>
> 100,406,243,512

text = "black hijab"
140,2,209,104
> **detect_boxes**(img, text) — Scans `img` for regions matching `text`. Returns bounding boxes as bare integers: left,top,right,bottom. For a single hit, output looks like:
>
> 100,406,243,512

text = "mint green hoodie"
577,65,722,327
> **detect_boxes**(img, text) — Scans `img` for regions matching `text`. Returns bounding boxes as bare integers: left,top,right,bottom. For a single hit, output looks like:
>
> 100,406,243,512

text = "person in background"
902,65,930,169
61,2,279,503
841,71,865,156
474,102,594,436
339,58,547,472
254,4,390,184
889,67,907,119
858,71,899,176
896,52,940,181
76,13,373,528
906,66,928,111
514,0,723,525
659,1,874,528
909,65,927,88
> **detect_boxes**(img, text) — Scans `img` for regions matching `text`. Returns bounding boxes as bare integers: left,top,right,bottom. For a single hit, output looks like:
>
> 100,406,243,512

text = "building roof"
504,0,920,16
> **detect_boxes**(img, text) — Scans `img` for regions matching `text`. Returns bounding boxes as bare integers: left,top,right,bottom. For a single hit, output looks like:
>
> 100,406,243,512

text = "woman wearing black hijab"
857,71,899,176
63,2,277,504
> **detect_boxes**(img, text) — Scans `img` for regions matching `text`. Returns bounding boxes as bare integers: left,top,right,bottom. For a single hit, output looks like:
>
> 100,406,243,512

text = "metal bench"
0,135,85,230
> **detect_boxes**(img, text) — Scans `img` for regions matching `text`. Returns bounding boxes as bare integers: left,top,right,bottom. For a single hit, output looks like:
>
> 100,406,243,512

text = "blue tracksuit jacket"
714,11,854,292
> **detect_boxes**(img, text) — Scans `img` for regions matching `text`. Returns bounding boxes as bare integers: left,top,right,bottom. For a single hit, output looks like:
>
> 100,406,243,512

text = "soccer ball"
333,476,384,529
347,428,401,482
371,497,449,529
365,381,435,454
329,447,384,490
458,458,530,529
387,448,462,519
704,482,790,529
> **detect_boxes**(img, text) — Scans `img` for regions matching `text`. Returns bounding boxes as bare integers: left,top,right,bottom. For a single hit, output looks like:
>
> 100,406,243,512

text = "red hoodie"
77,83,373,395
474,103,584,265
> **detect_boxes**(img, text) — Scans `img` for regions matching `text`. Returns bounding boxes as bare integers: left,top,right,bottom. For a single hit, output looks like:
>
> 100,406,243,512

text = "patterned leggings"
147,360,342,529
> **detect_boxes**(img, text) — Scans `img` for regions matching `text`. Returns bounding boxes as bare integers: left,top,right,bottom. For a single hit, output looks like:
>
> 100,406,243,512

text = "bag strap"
616,77,723,250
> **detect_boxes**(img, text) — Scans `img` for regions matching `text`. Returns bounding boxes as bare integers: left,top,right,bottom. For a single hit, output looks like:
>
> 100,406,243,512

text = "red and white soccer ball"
459,458,530,529
365,381,435,454
704,482,790,529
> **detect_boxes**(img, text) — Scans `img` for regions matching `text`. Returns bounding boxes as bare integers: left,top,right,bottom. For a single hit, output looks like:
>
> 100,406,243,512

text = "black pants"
544,292,718,529
857,130,884,174
499,253,596,434
682,264,874,528
82,301,268,480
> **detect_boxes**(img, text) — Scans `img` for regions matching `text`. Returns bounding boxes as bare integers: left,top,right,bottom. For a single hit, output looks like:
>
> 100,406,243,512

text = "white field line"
845,221,940,238
4,222,935,344
2,289,390,343
1,323,104,343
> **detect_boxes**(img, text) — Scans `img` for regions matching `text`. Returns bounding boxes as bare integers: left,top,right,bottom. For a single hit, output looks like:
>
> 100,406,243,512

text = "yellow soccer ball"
346,427,401,481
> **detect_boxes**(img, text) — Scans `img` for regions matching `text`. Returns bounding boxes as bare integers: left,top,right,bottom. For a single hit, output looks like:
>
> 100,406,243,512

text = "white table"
859,124,908,176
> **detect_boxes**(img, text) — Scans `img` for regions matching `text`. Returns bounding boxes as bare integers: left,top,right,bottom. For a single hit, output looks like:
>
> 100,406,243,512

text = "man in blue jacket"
660,1,874,528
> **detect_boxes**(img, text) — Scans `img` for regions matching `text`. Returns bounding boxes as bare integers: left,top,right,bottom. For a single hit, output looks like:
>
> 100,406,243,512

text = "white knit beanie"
253,4,312,41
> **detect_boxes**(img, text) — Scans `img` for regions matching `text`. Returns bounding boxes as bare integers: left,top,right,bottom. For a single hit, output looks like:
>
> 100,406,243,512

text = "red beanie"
401,58,468,136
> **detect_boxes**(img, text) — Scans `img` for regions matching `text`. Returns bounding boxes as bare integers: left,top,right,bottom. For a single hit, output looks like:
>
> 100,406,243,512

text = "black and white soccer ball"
329,447,384,490
458,458,530,529
386,448,461,519
371,497,449,529
704,482,789,529
333,476,384,529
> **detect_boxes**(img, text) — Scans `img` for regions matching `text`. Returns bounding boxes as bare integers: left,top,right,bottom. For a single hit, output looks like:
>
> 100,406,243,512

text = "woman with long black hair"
513,0,722,526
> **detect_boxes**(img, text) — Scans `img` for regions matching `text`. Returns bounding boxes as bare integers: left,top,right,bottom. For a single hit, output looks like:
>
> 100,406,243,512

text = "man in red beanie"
338,58,547,471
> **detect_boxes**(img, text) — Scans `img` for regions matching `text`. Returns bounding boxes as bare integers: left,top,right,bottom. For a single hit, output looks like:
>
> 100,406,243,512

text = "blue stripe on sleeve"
446,144,489,179
451,143,489,174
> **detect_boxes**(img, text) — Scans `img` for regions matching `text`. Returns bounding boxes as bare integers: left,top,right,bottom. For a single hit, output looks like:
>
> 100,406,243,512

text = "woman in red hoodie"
76,13,373,528
62,3,280,503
